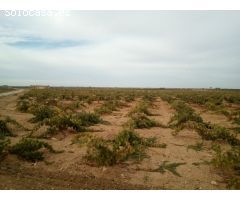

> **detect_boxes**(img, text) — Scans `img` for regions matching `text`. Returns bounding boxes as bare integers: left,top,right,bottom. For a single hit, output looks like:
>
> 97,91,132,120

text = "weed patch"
0,139,10,160
9,138,59,162
212,144,240,189
86,129,160,166
127,113,159,129
169,100,203,128
31,105,55,122
0,119,13,138
187,142,204,152
129,101,152,116
151,161,186,177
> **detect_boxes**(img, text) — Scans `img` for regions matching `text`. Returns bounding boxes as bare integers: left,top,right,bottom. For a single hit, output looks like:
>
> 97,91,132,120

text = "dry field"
0,88,15,94
0,88,240,189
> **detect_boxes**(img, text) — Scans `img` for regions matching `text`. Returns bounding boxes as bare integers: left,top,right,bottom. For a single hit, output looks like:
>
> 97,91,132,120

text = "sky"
0,11,240,88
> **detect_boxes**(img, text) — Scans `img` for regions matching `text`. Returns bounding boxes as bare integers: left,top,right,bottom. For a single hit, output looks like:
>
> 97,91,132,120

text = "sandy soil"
0,93,227,189
190,103,236,129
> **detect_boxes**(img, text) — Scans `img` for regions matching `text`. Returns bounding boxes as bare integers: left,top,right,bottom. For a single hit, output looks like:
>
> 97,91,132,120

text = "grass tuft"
86,129,154,166
9,138,59,162
0,119,13,138
187,142,204,152
127,113,159,129
152,161,186,177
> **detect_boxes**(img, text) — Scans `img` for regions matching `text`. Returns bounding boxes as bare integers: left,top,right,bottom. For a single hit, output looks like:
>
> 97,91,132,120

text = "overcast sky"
0,11,240,88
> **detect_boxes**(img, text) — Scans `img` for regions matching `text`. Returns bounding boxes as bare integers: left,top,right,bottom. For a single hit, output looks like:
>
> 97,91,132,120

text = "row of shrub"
31,111,102,137
17,88,144,109
128,101,152,116
169,100,203,127
0,138,60,162
86,129,164,166
94,100,127,115
168,100,240,146
0,119,13,139
212,144,240,189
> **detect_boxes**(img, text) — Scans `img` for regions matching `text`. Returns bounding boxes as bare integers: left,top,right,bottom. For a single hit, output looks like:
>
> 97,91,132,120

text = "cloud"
0,11,240,88
6,37,89,49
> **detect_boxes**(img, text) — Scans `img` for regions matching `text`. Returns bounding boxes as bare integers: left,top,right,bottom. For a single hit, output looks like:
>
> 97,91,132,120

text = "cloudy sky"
0,11,240,88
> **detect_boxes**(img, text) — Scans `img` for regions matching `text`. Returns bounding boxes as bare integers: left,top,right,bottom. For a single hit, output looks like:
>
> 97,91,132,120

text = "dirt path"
0,90,34,132
0,160,148,189
0,89,25,97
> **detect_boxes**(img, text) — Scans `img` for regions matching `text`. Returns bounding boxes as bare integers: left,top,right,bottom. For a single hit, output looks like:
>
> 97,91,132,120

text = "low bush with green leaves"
169,100,203,127
86,138,117,166
113,129,147,161
187,142,204,152
212,144,240,189
45,114,86,134
75,112,101,126
94,100,125,115
151,161,186,177
196,123,240,146
124,95,135,102
128,101,152,116
17,100,30,112
86,129,161,166
127,113,159,129
4,116,28,131
232,111,240,125
31,105,55,122
9,138,57,162
41,111,102,136
0,119,12,138
168,100,240,146
0,139,10,160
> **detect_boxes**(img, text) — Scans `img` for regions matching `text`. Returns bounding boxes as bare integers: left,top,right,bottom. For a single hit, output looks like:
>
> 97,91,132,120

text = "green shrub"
234,116,240,125
9,138,56,162
160,94,174,103
94,106,112,115
212,144,240,189
46,114,86,133
0,120,12,138
94,100,124,115
86,138,116,166
114,129,142,148
45,112,101,133
128,113,158,129
187,142,204,152
231,127,240,134
170,100,203,127
5,116,28,131
142,94,155,103
129,101,152,116
125,95,135,102
143,137,167,148
113,129,146,161
86,129,149,166
196,123,240,146
151,161,186,177
0,139,10,160
75,112,101,126
17,100,30,112
31,105,55,122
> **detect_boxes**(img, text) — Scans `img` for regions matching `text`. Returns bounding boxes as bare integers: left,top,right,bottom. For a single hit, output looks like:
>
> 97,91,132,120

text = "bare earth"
0,91,227,189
